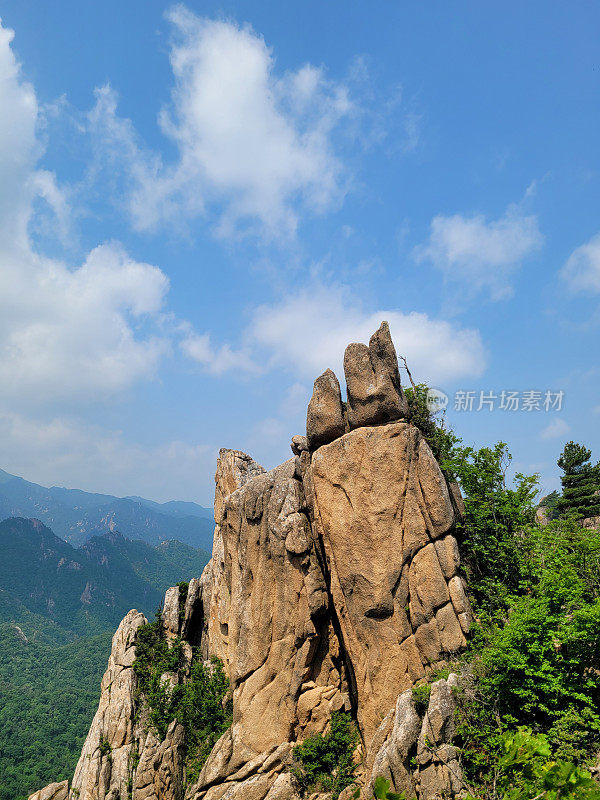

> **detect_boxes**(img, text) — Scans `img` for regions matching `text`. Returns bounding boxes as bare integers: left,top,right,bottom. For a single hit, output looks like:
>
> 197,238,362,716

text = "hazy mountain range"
0,468,214,550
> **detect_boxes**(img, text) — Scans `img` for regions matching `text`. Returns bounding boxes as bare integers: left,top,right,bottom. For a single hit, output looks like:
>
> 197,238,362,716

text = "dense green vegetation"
0,625,111,800
454,513,600,794
133,608,232,784
462,727,600,800
292,711,359,800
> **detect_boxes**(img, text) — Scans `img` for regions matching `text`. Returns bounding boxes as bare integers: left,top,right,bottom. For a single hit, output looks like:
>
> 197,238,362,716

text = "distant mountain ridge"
0,468,214,549
0,517,211,641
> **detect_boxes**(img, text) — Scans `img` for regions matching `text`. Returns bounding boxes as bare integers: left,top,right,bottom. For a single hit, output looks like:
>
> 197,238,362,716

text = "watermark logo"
426,388,449,413
447,389,564,412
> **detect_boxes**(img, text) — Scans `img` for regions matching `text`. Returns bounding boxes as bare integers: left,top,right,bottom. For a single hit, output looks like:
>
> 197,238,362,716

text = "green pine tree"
557,442,600,519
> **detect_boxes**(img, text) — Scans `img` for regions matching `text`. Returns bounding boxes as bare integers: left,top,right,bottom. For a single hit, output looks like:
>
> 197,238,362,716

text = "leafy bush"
373,775,405,799
455,516,600,792
411,683,431,717
292,711,359,800
442,441,538,612
132,611,232,783
404,383,458,463
464,727,600,800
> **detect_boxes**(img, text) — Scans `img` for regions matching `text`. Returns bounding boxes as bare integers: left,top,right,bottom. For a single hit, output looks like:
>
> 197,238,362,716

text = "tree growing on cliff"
557,442,600,519
442,442,538,612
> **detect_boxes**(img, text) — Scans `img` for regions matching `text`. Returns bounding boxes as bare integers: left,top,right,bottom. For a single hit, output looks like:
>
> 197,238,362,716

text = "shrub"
98,736,112,761
292,711,359,800
463,727,600,800
132,611,232,784
411,684,431,717
404,383,458,464
373,775,405,799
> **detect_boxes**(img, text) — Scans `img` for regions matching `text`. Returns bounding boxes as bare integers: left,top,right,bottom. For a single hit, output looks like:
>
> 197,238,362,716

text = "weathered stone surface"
306,369,345,450
306,422,459,744
28,781,69,800
68,610,146,800
291,435,309,456
448,482,465,522
366,690,421,798
192,455,339,798
434,536,460,580
366,676,466,800
164,584,181,638
214,449,266,524
344,321,408,430
415,676,465,799
435,603,466,654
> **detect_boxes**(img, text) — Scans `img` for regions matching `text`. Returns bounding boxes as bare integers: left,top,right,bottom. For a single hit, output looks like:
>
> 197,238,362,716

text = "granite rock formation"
31,322,471,800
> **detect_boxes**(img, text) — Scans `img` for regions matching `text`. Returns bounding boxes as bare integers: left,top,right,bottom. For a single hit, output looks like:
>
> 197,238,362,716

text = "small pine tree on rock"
557,442,600,519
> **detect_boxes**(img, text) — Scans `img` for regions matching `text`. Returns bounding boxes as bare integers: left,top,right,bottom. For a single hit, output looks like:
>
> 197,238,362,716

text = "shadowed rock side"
30,323,471,800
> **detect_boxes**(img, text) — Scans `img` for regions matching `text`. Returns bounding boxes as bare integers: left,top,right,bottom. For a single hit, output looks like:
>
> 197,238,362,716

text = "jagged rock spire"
31,323,470,800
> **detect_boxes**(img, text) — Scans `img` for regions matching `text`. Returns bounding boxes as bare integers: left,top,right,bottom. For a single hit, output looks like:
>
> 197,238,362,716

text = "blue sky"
0,0,598,504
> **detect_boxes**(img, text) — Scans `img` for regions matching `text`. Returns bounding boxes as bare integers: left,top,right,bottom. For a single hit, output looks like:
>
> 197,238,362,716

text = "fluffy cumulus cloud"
89,7,352,239
247,284,486,386
561,233,600,294
415,204,543,300
0,19,171,404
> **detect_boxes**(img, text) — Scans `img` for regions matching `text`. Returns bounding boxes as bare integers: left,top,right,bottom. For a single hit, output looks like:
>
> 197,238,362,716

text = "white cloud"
248,284,486,386
179,328,257,375
89,7,352,239
540,418,570,440
562,233,600,294
0,19,171,404
0,409,215,502
415,204,543,300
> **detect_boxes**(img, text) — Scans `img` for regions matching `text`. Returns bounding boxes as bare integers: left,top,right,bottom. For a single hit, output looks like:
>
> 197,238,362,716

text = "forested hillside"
0,517,211,800
0,628,111,800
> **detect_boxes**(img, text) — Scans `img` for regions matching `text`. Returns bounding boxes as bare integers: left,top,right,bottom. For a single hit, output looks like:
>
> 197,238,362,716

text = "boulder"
344,321,408,430
28,782,69,800
306,369,345,450
214,449,266,524
291,435,309,456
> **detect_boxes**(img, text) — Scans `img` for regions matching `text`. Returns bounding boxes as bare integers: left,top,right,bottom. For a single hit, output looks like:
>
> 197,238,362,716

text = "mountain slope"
0,625,111,800
0,518,210,638
0,517,211,800
0,468,214,549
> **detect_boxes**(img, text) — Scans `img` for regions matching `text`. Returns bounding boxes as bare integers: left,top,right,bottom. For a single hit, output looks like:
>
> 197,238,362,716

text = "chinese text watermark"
426,389,564,413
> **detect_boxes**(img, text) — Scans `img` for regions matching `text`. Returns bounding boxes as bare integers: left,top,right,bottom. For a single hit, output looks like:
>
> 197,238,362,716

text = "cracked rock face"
305,422,466,745
366,675,465,800
196,456,346,793
31,322,471,800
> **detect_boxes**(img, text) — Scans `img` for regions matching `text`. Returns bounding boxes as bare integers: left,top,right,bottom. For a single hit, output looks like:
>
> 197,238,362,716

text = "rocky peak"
31,323,471,800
